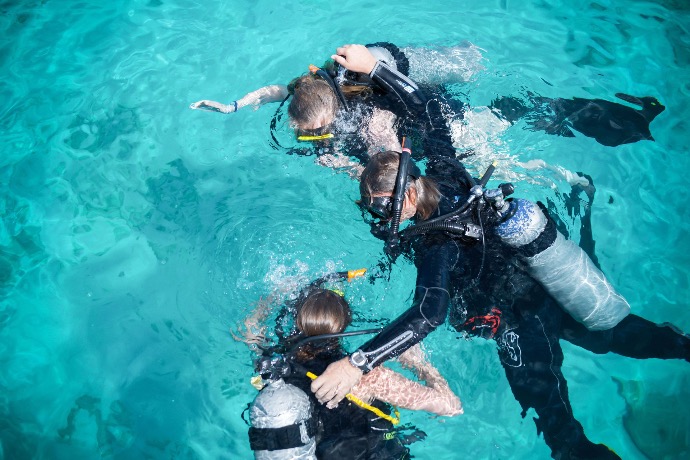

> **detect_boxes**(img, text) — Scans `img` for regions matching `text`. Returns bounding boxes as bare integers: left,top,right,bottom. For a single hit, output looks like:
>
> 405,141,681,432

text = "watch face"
351,351,366,367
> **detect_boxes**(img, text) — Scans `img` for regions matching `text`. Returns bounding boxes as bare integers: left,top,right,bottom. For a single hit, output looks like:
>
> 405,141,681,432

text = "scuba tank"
495,198,630,330
374,146,628,330
248,378,317,459
247,269,376,459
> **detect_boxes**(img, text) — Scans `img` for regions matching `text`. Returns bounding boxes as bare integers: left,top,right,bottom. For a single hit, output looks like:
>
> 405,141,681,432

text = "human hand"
190,100,211,110
331,44,377,74
311,357,363,409
230,295,274,346
189,100,236,113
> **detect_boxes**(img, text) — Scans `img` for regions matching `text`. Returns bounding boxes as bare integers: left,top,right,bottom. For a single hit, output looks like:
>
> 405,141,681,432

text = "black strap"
268,95,291,150
241,403,252,426
517,202,557,258
248,416,317,451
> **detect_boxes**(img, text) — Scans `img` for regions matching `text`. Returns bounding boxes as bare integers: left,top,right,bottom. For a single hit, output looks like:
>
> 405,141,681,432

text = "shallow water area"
1,0,689,459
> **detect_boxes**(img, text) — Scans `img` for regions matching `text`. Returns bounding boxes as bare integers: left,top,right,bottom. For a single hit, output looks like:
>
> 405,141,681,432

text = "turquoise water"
2,0,689,458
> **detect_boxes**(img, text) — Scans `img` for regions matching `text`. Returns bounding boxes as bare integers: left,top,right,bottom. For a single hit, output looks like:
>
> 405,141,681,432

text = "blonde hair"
296,289,352,337
359,151,441,220
288,76,338,130
341,85,373,98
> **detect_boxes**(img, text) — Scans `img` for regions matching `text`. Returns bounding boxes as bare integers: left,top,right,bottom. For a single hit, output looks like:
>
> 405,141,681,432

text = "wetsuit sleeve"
369,61,428,116
353,239,459,372
369,62,456,159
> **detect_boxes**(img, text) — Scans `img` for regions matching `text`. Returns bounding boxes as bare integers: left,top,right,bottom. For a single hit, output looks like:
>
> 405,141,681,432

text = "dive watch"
348,350,369,372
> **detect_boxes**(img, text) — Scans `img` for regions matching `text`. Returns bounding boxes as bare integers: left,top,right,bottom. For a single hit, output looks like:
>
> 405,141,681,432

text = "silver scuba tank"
495,198,630,330
249,379,317,460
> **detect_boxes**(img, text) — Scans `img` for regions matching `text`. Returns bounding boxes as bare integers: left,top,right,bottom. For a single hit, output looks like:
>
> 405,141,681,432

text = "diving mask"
359,195,394,221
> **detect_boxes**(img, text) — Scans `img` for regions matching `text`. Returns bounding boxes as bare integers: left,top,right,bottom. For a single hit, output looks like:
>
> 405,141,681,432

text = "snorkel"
385,137,413,254
358,142,421,257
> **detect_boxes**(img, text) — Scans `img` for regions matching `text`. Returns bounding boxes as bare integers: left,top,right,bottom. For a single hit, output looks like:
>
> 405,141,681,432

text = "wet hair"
359,151,441,220
296,289,352,337
340,84,373,98
288,76,338,130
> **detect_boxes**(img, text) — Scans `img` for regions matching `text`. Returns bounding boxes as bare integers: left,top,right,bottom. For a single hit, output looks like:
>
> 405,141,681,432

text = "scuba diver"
190,43,458,173
309,145,690,459
189,40,664,174
236,270,462,459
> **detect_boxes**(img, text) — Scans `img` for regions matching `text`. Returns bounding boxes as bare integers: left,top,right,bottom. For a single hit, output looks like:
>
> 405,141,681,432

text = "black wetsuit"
489,92,665,147
285,42,456,163
286,347,409,460
344,42,457,161
353,154,690,459
259,279,410,460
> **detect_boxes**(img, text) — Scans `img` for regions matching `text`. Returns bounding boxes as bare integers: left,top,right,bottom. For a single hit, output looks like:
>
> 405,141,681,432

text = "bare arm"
231,295,275,349
190,84,289,113
352,344,462,416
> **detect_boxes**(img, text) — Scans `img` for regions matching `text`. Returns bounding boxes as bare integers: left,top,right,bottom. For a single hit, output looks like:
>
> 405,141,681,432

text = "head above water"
288,75,339,132
359,151,441,222
296,288,352,337
287,63,376,136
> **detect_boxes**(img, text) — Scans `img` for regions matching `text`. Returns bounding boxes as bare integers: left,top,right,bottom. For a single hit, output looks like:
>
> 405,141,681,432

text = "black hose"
399,203,475,239
400,218,475,239
389,140,411,237
315,69,349,110
289,328,383,352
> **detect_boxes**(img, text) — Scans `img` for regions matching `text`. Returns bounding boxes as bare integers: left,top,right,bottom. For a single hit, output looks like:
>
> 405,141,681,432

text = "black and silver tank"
248,378,316,459
495,198,630,330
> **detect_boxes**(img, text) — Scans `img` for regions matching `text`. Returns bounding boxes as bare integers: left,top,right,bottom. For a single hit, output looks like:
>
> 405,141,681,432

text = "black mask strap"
310,65,349,110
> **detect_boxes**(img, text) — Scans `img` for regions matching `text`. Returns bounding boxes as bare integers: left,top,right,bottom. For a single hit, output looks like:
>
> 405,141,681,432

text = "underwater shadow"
490,92,665,147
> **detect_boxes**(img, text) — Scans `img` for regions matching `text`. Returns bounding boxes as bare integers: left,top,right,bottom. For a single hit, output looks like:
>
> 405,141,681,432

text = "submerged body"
490,92,665,147
240,282,461,459
313,150,690,459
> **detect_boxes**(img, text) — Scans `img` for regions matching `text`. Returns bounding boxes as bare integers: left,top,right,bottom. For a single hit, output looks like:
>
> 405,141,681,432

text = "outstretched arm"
231,295,275,349
312,240,458,407
190,84,289,113
353,344,462,416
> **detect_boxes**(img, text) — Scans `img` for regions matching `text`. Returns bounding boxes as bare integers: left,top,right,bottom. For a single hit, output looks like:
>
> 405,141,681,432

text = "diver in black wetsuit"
190,40,664,162
310,150,690,459
190,43,456,169
241,272,461,459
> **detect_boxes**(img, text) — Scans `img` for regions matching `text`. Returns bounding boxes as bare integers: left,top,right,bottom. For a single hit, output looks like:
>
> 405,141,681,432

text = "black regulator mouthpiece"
397,161,515,243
